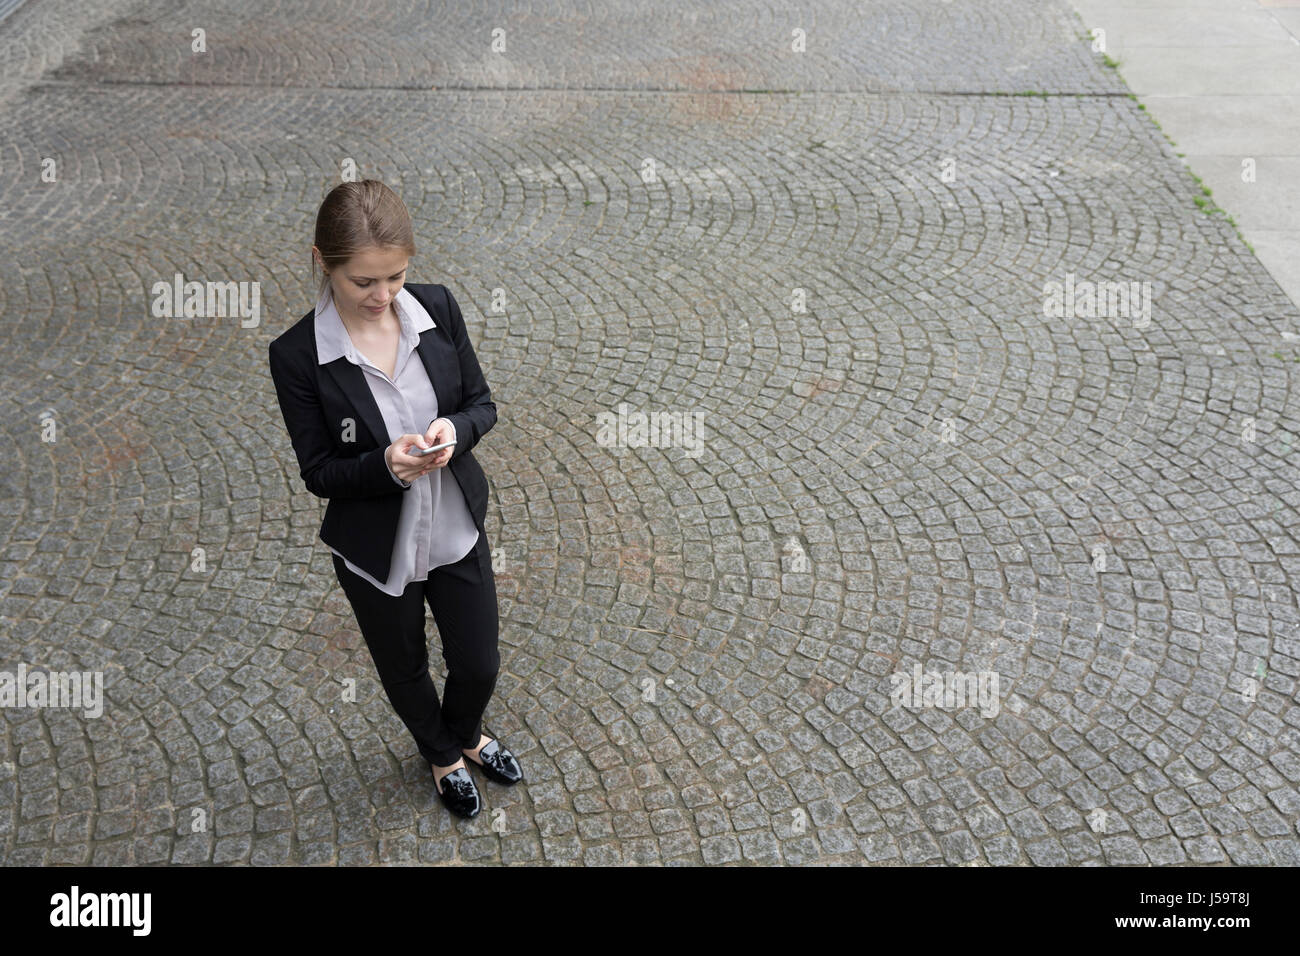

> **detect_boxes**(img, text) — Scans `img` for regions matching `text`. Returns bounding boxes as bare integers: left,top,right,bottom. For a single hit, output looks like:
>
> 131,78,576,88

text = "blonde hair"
311,179,416,298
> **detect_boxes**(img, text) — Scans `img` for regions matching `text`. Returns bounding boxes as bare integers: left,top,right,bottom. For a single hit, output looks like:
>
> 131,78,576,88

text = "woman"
268,179,522,819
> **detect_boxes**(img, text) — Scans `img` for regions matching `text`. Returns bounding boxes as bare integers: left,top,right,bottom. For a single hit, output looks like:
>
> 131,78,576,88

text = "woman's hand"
385,419,454,483
421,418,456,470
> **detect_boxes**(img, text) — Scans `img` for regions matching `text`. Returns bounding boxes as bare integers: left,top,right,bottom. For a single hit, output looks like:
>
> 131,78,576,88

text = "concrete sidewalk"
1070,0,1300,309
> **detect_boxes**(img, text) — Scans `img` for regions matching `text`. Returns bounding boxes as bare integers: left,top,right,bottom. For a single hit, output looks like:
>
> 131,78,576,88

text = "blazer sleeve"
435,285,497,463
268,338,406,500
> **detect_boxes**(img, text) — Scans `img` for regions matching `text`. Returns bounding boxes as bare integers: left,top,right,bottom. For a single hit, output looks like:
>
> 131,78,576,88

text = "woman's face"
317,244,409,325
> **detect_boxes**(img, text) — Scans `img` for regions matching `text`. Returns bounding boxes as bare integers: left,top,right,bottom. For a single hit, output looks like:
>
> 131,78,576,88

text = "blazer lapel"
414,325,457,423
321,358,391,450
408,284,460,424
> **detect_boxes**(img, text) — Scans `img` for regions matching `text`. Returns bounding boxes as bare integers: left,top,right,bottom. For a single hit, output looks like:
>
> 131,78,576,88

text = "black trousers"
331,530,500,767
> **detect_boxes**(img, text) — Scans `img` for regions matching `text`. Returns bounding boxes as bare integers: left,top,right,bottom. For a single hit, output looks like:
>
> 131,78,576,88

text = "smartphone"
410,439,456,456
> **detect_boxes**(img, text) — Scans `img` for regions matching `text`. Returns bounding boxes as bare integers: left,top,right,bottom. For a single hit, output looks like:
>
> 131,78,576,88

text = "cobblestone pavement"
1,0,1298,866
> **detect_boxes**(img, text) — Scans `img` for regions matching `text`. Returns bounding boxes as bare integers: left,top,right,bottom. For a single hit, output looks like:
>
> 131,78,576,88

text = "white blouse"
313,284,481,595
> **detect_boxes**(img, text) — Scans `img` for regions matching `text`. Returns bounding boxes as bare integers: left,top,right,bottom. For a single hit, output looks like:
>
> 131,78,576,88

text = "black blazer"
268,282,497,583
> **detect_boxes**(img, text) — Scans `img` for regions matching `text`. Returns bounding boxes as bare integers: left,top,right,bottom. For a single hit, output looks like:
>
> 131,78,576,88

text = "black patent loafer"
434,766,482,818
466,735,523,785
